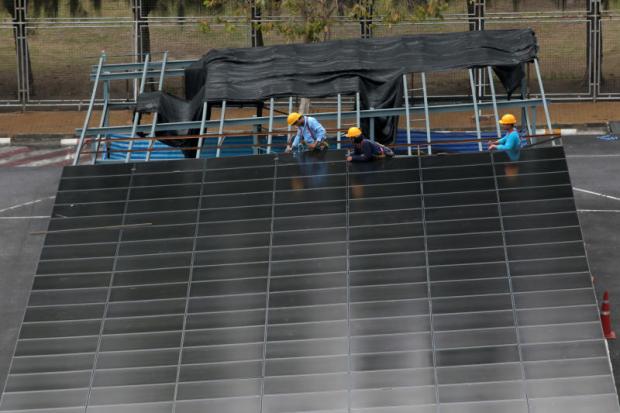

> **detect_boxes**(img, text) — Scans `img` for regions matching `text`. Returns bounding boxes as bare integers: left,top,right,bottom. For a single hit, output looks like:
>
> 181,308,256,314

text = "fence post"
132,0,146,99
587,0,602,100
13,0,28,106
592,0,603,102
469,1,485,104
468,0,485,31
360,0,373,39
250,0,264,47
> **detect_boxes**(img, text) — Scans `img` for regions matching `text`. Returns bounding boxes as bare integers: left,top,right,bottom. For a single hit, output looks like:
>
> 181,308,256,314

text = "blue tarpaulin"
106,130,524,161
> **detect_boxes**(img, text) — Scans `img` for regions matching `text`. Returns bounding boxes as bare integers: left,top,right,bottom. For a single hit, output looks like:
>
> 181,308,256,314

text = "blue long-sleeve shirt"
350,139,383,162
496,130,521,161
290,116,326,148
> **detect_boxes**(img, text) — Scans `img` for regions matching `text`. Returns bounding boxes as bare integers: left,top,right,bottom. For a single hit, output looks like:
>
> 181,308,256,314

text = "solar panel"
1,147,618,413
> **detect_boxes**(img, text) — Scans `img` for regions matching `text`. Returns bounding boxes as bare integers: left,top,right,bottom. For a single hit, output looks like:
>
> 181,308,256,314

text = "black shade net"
137,29,538,148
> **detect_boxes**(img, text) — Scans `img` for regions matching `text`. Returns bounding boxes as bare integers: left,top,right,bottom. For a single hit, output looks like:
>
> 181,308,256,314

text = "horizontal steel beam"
93,68,186,81
77,99,544,136
91,59,194,73
90,60,194,81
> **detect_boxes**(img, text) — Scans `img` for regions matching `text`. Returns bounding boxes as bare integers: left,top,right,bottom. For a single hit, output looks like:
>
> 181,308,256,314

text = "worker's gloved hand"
285,145,292,153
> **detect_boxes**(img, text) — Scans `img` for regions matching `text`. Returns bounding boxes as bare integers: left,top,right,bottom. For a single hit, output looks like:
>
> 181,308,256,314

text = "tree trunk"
177,0,185,21
140,22,151,59
337,0,345,15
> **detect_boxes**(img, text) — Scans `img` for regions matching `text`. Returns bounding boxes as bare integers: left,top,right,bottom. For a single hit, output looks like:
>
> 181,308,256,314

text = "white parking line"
0,196,56,214
0,216,50,219
567,154,620,158
573,187,620,202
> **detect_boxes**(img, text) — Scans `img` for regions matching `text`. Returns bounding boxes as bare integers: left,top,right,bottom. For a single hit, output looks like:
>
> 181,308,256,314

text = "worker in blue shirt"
285,112,329,153
489,113,522,161
345,127,394,162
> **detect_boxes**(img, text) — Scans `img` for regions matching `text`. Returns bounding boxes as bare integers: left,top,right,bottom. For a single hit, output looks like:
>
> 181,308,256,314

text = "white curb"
60,138,78,146
535,128,604,136
560,128,578,136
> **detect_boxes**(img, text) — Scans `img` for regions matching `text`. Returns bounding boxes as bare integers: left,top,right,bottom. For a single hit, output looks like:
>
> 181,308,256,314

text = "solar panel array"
1,148,619,413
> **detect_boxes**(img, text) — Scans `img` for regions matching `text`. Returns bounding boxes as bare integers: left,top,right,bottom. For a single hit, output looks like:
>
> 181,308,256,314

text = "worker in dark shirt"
345,127,394,162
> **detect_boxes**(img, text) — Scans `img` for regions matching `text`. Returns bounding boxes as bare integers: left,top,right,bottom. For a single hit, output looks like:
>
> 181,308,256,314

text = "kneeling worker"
488,113,521,161
345,127,394,162
285,112,329,153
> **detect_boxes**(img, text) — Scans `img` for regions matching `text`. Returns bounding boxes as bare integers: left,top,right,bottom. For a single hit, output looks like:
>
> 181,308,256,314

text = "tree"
203,0,454,44
210,0,452,115
203,0,454,113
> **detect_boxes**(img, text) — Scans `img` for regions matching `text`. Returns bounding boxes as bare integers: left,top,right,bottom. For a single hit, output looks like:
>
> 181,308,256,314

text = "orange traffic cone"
601,291,616,340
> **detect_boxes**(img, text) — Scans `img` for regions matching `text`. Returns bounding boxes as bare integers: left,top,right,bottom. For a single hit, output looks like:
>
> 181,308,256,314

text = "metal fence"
0,0,619,106
599,13,620,97
0,26,18,103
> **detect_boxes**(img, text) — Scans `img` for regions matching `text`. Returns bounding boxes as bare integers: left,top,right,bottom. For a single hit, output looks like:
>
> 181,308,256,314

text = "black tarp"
138,29,537,148
136,91,203,158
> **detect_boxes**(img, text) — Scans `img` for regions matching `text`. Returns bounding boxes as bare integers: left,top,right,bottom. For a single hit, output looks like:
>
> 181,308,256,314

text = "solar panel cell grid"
1,147,618,413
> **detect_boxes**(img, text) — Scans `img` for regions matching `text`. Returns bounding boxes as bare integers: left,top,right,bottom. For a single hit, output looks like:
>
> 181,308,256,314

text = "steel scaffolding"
74,52,554,165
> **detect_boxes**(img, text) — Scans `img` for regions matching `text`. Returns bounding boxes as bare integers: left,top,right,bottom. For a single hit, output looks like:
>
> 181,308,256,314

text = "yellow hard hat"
346,127,362,138
287,112,302,126
499,113,517,125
